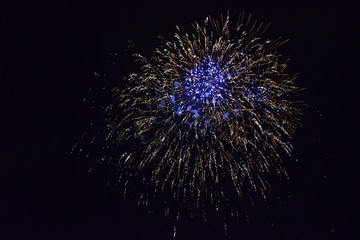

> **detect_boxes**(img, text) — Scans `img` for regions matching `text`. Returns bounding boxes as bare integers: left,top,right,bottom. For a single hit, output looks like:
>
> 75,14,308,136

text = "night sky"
2,1,358,239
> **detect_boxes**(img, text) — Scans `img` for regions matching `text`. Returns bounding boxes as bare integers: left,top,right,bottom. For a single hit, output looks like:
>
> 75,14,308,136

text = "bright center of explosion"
167,58,233,122
184,58,229,105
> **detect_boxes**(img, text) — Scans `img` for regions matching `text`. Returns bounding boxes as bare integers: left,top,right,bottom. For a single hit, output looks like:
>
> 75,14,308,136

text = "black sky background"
2,0,358,239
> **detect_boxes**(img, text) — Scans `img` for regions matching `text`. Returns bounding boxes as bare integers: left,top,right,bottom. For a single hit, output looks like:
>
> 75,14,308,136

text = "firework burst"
79,13,302,223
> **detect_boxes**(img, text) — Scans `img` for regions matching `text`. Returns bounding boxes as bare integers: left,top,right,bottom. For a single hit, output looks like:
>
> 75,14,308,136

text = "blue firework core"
169,58,233,123
185,58,229,105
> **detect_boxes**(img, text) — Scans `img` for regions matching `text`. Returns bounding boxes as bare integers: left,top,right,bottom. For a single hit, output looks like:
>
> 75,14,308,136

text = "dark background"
2,0,358,239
